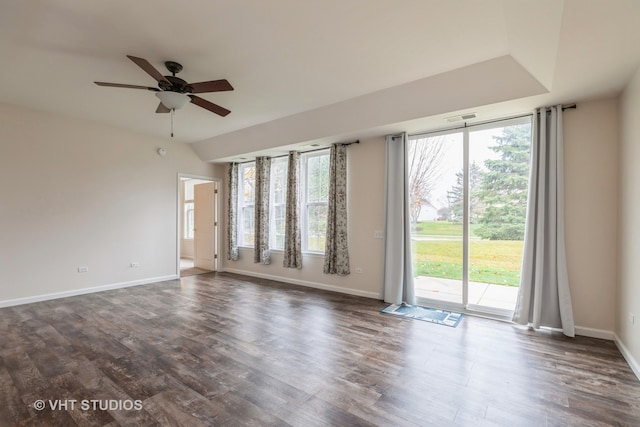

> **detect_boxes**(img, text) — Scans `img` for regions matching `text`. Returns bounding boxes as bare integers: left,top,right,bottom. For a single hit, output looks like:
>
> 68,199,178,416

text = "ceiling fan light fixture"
156,91,189,110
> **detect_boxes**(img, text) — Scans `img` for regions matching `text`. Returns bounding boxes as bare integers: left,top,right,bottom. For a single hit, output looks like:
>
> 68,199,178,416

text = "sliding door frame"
410,115,532,320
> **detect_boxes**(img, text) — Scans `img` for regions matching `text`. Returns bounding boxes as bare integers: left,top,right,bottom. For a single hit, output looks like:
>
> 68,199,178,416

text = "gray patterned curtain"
254,156,271,264
227,163,239,261
283,151,302,269
323,144,350,275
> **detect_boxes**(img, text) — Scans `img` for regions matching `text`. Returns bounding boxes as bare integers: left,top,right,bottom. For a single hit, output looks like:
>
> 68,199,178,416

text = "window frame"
301,150,330,253
235,149,331,254
183,180,196,240
269,157,288,250
238,161,256,247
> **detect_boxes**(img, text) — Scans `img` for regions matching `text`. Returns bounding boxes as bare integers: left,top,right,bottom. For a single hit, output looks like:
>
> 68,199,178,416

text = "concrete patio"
414,276,519,310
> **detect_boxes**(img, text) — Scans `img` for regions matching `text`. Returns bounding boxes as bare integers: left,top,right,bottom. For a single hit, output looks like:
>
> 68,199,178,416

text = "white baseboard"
222,267,382,300
614,333,640,381
0,275,179,308
574,326,615,340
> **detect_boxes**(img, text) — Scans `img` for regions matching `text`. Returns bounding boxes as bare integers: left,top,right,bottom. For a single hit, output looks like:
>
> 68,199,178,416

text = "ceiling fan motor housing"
160,75,193,93
159,61,194,92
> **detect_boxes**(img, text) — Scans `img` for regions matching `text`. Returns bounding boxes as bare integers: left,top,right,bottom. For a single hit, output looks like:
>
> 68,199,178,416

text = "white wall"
618,66,640,366
0,104,222,304
563,98,618,332
221,137,386,298
194,56,547,162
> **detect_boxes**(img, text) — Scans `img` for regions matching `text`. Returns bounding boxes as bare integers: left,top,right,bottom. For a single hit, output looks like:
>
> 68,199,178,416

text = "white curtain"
254,156,271,264
283,151,302,269
323,144,350,275
513,106,575,337
383,133,416,305
226,163,239,261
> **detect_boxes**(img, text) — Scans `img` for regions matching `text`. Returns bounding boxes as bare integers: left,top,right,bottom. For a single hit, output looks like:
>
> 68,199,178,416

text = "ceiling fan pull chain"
171,109,174,138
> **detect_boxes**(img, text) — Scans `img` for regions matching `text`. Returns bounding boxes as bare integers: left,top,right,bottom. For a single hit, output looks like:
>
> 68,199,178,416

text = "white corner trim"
614,333,640,381
221,267,382,300
0,275,179,308
574,326,615,340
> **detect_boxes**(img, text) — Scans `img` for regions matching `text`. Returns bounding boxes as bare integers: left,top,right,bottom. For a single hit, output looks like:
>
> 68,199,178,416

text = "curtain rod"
407,103,577,139
233,140,359,164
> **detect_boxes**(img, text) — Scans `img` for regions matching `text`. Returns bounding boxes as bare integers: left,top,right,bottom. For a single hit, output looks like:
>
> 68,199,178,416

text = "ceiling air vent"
446,112,477,123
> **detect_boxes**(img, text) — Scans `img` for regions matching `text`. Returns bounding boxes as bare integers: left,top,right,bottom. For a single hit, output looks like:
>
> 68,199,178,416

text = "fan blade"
186,79,234,94
126,55,170,84
189,95,231,117
156,102,171,113
95,82,159,91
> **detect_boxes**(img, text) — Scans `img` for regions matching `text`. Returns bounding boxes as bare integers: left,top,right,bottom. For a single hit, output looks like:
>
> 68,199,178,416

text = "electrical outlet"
355,268,363,274
77,266,89,273
131,261,140,268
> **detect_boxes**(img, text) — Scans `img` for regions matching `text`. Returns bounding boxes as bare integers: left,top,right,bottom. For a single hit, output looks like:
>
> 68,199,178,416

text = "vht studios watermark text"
32,399,142,411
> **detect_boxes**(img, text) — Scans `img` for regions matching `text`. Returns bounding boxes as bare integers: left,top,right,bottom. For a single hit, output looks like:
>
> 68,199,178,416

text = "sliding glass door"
409,117,532,316
409,131,464,306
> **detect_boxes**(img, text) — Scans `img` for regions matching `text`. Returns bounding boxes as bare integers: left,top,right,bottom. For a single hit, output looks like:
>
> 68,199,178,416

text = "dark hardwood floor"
1,272,639,426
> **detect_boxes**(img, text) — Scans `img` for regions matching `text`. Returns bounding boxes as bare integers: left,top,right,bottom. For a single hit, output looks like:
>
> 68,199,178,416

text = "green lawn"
412,221,523,286
414,221,480,238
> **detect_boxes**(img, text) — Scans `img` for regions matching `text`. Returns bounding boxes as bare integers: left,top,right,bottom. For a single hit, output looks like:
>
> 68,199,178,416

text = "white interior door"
194,182,216,270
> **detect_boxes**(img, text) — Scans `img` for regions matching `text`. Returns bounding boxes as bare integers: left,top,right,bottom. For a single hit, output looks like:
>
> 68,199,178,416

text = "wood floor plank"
1,272,640,426
0,366,31,426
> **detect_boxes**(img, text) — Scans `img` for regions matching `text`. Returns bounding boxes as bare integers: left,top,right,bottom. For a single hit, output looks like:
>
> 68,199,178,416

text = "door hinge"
214,189,218,194
214,254,218,259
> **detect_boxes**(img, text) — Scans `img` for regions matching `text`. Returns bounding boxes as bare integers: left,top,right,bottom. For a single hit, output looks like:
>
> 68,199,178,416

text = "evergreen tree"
475,124,531,240
446,161,483,223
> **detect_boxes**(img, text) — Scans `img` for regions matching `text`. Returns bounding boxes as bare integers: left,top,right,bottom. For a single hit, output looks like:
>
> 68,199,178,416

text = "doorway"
408,116,532,317
178,175,219,277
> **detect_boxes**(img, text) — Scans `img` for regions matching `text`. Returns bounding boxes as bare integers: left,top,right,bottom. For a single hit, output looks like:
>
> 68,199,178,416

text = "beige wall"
221,137,386,298
618,66,640,364
0,97,627,341
221,101,622,335
563,98,618,332
0,104,222,304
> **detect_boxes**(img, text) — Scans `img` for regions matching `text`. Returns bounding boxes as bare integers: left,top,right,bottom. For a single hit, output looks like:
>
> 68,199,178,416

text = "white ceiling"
1,0,640,161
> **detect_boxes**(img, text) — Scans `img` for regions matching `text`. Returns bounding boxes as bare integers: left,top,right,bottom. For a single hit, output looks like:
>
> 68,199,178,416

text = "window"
236,149,331,253
183,180,196,239
185,204,195,239
303,152,330,251
239,162,256,246
270,157,288,250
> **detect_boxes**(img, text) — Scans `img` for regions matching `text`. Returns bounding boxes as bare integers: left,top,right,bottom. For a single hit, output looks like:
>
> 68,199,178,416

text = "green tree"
475,124,531,240
446,161,483,223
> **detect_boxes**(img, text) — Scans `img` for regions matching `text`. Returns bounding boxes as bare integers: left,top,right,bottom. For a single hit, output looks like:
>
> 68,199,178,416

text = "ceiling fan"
95,55,234,136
